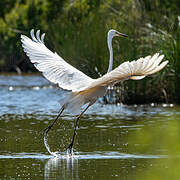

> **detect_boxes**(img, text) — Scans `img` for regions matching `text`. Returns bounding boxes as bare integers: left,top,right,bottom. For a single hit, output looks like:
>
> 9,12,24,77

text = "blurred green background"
0,0,179,104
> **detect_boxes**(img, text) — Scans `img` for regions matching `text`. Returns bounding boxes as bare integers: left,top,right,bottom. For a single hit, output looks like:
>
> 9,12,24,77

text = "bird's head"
107,29,128,50
108,29,128,39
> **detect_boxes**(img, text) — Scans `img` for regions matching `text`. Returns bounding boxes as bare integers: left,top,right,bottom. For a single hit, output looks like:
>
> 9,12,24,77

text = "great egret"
21,29,168,155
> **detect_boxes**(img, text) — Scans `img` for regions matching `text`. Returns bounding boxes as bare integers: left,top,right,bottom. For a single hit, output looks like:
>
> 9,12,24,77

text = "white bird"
21,29,168,155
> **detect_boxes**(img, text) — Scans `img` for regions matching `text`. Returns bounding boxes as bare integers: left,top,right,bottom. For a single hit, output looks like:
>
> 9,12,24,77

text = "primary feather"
21,29,93,92
85,53,168,89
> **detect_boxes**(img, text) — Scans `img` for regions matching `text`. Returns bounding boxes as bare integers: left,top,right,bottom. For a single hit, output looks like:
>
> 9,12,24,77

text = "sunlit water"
0,74,180,179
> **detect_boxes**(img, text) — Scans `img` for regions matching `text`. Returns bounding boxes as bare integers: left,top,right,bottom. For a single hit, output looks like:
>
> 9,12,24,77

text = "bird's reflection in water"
44,157,79,180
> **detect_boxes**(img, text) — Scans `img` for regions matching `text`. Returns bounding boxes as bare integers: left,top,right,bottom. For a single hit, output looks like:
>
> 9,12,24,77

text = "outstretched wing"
87,53,168,88
21,29,93,92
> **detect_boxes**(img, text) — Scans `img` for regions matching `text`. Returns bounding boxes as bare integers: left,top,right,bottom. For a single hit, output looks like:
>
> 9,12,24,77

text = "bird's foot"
66,143,73,156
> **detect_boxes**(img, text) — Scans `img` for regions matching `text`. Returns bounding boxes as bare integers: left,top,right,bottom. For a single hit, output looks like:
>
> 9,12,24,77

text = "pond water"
0,74,180,179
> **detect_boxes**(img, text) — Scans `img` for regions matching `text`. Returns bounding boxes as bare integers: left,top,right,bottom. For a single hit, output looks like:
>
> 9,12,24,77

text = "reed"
0,0,179,103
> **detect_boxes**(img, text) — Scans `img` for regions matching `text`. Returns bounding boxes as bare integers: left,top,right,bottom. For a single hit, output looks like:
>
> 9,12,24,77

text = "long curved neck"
107,36,113,73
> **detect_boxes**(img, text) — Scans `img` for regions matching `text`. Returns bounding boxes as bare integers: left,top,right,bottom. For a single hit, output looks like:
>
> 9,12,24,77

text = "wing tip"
20,34,25,39
30,29,34,35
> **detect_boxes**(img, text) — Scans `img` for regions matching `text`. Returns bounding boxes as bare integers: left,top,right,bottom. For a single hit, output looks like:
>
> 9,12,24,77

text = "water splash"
44,130,74,158
44,132,55,156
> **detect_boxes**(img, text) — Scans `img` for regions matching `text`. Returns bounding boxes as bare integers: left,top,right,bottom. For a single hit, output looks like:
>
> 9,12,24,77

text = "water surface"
0,74,180,179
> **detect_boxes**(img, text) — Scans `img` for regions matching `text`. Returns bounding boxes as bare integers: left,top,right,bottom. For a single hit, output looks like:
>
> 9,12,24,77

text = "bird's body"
21,29,168,156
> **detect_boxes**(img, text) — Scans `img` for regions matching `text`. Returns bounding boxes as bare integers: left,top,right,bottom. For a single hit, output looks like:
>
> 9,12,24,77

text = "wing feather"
86,54,168,89
21,29,93,91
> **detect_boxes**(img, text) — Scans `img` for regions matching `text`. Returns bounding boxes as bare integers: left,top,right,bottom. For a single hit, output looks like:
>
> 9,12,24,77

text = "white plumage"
21,29,168,155
21,29,93,92
21,29,168,115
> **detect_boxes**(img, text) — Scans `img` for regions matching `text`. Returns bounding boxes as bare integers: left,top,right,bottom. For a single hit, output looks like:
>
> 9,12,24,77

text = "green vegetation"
0,0,179,103
128,106,180,180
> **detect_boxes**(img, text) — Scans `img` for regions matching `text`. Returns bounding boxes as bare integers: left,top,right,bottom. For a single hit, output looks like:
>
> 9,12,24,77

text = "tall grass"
0,0,179,103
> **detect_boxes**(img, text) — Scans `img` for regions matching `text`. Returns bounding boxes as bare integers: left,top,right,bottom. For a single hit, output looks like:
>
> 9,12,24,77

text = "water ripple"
0,152,167,160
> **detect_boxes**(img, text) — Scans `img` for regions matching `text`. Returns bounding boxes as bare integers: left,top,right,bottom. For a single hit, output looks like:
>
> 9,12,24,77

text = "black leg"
44,107,64,136
66,102,94,155
44,107,64,134
66,115,80,155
